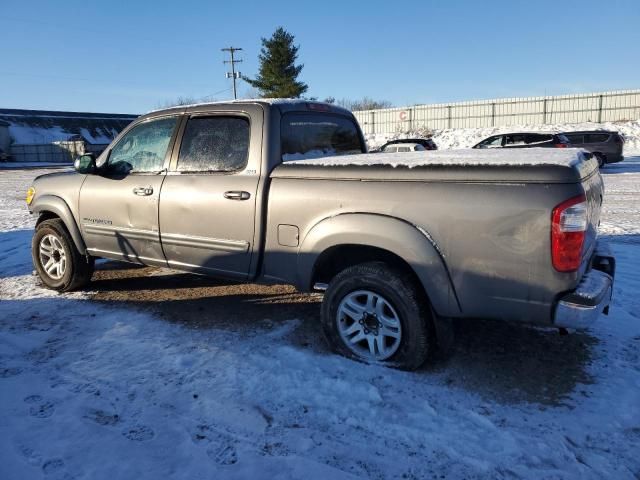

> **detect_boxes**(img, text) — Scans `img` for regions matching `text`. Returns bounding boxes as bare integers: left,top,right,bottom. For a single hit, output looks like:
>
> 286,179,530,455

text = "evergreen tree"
245,27,308,98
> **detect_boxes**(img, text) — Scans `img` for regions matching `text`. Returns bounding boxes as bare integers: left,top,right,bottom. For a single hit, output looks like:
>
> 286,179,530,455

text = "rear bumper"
553,243,615,329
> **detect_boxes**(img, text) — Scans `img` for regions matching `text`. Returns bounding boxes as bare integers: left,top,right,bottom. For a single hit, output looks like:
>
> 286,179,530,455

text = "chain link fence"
8,141,108,163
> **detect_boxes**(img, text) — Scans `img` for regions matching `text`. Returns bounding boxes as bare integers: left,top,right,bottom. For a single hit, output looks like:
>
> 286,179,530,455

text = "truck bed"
273,148,598,183
266,148,603,325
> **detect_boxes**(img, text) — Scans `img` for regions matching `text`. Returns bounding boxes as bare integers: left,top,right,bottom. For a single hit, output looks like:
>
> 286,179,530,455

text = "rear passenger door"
159,113,260,279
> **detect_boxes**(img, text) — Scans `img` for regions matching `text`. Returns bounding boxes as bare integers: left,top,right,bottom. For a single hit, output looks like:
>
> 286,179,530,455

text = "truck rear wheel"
32,219,94,292
321,261,432,370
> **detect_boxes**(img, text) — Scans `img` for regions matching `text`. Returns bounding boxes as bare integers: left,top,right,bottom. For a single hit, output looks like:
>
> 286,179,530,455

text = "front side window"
281,113,364,161
479,136,503,148
177,116,250,172
107,117,177,174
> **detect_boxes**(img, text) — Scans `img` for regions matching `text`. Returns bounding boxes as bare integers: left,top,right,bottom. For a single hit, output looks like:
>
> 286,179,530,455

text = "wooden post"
597,95,604,123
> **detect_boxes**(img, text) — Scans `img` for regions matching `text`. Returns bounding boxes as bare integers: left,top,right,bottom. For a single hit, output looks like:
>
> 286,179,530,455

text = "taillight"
554,143,568,148
551,194,588,272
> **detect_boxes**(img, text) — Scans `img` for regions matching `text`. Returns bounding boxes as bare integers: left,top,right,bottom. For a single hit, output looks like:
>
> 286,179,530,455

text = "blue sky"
1,0,639,114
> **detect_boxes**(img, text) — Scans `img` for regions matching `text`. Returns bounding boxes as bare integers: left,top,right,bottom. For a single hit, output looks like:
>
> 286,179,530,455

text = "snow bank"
365,119,640,155
286,147,587,168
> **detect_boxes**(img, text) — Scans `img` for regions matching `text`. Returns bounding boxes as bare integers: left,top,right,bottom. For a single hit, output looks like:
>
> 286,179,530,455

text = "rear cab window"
281,113,365,161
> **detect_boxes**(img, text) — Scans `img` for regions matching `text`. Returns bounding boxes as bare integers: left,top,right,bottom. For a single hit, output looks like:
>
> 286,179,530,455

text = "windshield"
281,113,365,161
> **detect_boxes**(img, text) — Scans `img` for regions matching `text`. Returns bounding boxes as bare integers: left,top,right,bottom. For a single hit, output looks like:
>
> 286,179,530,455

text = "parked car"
473,132,571,149
377,138,437,153
560,130,624,167
26,100,614,370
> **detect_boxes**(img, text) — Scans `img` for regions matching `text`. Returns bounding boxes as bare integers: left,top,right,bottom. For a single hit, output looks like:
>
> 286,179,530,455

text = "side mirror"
74,153,96,174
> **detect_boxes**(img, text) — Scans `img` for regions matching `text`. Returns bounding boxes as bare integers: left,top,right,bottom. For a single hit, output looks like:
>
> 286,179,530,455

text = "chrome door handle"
133,187,153,196
224,191,250,200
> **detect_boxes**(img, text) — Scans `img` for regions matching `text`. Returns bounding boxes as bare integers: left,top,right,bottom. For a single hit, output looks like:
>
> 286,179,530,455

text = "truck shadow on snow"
0,229,34,278
86,259,604,407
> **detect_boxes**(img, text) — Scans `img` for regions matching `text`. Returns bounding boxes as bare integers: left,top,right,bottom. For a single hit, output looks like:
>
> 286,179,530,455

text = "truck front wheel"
321,261,432,370
32,219,94,292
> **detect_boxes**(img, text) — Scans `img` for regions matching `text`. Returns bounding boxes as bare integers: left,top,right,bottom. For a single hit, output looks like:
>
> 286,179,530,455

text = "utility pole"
221,47,243,99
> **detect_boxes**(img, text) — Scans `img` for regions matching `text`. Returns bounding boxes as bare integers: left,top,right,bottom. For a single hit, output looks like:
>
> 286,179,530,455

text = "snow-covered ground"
1,161,639,479
366,119,640,155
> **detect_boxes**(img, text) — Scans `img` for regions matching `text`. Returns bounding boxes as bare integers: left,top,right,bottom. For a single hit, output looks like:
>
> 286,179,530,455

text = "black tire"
32,219,93,292
321,261,432,370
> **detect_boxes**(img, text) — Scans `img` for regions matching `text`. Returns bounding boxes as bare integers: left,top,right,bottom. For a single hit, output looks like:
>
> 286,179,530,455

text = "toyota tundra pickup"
25,99,615,369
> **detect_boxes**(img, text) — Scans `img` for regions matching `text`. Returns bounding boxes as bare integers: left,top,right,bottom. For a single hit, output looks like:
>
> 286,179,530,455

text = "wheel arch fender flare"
32,195,86,254
298,213,462,317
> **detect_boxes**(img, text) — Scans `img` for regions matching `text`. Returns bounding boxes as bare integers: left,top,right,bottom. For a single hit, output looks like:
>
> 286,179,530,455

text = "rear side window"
177,116,249,172
504,134,527,146
585,133,610,143
383,146,398,153
565,134,584,144
281,113,364,161
525,134,552,144
397,146,411,152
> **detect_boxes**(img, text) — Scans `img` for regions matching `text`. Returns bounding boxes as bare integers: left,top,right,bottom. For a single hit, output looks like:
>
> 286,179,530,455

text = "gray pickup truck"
26,100,615,369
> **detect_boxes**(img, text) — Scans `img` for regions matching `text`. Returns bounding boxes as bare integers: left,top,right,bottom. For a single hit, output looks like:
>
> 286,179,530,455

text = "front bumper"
553,244,615,329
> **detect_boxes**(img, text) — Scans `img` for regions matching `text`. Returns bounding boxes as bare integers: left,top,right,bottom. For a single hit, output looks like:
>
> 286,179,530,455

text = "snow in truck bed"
284,147,588,168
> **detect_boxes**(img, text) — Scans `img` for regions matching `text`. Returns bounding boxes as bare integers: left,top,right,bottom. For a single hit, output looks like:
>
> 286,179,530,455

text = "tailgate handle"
224,191,250,200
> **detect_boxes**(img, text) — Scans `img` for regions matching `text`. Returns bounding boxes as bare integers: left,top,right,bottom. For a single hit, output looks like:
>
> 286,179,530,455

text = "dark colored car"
473,132,571,150
560,131,624,166
377,138,437,153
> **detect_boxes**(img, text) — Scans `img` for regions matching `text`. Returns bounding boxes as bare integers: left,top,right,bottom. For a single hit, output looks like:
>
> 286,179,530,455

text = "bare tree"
156,96,207,109
335,97,393,111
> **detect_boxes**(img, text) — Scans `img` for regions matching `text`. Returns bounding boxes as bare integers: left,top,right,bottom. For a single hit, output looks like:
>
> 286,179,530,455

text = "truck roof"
144,99,352,118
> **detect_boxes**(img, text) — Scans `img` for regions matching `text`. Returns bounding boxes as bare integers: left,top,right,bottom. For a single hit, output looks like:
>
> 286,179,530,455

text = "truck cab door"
159,113,260,279
79,115,180,265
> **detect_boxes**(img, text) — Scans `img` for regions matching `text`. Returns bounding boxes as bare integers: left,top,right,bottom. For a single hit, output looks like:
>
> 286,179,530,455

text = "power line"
221,47,243,100
200,87,234,101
